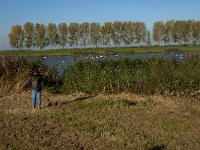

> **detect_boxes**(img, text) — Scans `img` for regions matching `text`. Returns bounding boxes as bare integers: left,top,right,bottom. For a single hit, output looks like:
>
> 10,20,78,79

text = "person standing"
30,68,43,109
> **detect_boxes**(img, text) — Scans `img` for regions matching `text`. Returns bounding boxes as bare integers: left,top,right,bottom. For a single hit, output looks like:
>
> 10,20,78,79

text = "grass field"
1,45,200,56
1,91,200,150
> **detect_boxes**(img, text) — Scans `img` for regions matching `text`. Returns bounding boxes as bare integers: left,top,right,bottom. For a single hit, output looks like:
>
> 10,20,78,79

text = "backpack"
32,76,41,90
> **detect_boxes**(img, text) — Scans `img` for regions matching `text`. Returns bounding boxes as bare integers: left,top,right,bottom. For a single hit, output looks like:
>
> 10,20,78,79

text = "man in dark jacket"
30,68,43,109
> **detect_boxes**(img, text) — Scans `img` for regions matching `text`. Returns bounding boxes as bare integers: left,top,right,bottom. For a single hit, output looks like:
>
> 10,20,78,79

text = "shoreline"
0,45,200,57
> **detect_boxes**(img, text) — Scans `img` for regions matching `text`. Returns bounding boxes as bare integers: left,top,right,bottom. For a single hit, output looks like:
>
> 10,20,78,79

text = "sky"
0,0,200,50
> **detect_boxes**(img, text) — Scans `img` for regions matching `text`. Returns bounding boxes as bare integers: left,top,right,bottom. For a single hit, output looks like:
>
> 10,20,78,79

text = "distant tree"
8,25,24,49
179,20,192,44
146,31,151,46
34,23,47,49
164,20,175,45
174,20,184,45
168,20,179,45
135,22,147,46
198,21,200,45
101,22,113,48
122,21,135,46
191,20,200,45
8,19,200,50
58,23,68,49
162,23,171,45
24,22,34,50
153,21,165,45
111,21,123,47
79,22,90,48
68,23,79,48
47,23,59,48
90,22,101,48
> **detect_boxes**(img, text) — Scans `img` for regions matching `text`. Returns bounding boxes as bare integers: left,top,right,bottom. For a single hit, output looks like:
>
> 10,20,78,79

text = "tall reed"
0,56,59,97
62,57,200,99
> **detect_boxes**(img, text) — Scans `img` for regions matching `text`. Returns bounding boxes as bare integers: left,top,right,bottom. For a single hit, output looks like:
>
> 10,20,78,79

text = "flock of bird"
43,53,188,64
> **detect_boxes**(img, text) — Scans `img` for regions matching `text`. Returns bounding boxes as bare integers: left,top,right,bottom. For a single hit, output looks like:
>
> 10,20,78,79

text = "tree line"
153,20,200,46
8,20,200,50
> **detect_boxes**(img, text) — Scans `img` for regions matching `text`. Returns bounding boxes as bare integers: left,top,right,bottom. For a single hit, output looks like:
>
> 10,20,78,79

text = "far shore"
0,45,200,57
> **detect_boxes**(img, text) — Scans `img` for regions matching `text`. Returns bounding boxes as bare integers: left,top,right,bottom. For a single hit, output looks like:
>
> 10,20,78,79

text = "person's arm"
28,77,31,85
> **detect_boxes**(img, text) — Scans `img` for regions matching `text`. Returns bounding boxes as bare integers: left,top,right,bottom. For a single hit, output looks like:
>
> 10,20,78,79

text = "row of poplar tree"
8,20,200,50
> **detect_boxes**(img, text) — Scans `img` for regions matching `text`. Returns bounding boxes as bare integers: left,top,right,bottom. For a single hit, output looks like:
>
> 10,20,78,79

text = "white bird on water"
44,56,46,59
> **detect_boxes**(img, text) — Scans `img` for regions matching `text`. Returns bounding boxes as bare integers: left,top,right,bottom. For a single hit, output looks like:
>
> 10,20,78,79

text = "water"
42,51,200,74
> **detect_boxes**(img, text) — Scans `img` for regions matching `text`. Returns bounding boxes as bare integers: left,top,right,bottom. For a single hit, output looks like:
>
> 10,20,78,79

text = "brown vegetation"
1,91,200,149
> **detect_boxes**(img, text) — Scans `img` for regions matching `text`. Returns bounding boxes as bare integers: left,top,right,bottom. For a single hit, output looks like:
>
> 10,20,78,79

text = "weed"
78,124,97,134
143,98,156,106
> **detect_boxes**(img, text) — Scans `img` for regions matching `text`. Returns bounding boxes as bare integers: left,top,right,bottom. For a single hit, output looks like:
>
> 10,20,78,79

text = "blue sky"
0,0,200,50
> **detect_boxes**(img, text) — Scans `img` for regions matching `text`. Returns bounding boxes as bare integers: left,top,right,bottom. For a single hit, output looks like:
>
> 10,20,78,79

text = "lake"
42,51,200,74
44,51,200,66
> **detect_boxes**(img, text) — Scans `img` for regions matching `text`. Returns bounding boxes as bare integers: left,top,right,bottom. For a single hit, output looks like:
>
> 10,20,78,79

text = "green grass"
1,45,200,56
143,97,157,106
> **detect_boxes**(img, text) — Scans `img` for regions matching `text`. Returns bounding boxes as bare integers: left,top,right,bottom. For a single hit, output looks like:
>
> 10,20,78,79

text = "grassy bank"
1,45,200,56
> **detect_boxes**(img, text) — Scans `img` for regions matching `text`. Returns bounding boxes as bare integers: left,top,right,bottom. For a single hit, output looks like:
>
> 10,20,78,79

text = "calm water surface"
41,51,200,74
44,51,199,66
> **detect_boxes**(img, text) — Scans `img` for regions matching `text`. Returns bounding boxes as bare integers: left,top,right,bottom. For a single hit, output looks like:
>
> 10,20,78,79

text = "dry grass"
1,92,200,150
0,73,30,98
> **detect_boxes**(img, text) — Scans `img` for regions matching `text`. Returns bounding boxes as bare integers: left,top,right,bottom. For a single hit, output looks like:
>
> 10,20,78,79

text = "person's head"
32,66,39,76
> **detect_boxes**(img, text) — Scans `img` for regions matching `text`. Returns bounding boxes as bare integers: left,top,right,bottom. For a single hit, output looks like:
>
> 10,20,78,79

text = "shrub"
61,57,200,99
